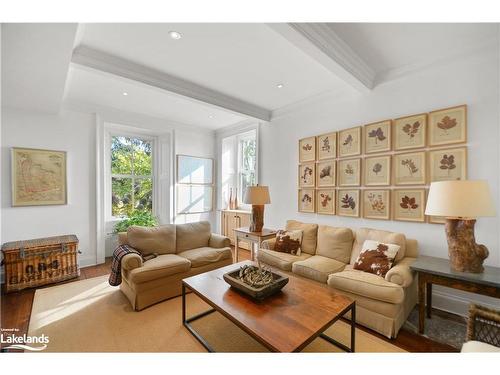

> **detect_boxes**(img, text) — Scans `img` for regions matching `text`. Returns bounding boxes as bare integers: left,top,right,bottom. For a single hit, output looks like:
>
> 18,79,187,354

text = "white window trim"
236,130,258,206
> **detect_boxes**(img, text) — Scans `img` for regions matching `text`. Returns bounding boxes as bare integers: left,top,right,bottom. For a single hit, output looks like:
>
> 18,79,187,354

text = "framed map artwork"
11,147,67,206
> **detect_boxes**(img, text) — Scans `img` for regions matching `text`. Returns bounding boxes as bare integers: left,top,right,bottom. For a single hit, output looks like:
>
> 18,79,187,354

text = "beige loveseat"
258,220,418,338
118,221,232,310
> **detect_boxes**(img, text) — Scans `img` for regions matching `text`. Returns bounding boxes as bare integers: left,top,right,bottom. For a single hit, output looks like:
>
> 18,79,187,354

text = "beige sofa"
118,221,232,311
258,220,418,338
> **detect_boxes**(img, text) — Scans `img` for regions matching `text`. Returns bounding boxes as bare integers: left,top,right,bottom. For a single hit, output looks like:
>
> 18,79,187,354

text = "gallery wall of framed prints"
297,104,468,224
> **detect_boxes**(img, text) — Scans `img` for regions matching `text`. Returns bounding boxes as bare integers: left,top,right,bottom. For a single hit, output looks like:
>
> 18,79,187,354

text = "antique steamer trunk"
1,235,80,292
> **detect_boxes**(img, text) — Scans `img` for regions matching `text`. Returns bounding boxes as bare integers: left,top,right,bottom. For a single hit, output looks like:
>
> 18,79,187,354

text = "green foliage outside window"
113,210,158,233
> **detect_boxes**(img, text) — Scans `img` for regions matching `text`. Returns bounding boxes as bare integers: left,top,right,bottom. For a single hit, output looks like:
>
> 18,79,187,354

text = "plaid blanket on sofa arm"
109,244,143,286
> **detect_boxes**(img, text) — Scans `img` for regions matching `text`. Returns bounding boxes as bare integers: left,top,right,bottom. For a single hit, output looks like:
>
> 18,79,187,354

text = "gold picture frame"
393,113,427,151
364,155,391,186
298,189,315,213
338,158,361,187
11,147,67,206
363,189,391,220
393,189,426,222
298,163,315,187
338,126,362,158
316,160,336,187
394,151,426,185
299,136,316,162
317,132,337,160
428,147,467,182
337,189,360,217
428,105,467,147
316,189,336,215
364,120,392,154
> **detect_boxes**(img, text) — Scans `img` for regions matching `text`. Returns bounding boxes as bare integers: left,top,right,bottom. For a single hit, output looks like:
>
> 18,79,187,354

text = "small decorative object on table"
223,263,289,300
425,180,496,273
1,234,80,292
243,185,271,232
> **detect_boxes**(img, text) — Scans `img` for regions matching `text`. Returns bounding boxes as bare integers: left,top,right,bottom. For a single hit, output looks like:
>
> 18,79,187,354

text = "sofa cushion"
316,225,353,263
127,225,176,255
353,240,400,277
176,221,211,253
275,229,303,255
350,228,406,264
327,269,404,304
292,255,346,283
178,246,232,267
257,248,311,271
285,220,318,255
129,254,190,284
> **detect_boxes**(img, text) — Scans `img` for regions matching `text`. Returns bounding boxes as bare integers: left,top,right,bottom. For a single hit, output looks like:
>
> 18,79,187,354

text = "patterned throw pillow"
274,230,303,255
353,240,400,277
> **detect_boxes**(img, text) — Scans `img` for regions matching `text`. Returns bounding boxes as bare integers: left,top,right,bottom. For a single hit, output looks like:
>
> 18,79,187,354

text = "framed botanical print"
338,126,362,158
298,189,315,213
299,136,316,162
316,160,336,187
11,147,67,206
364,120,391,154
429,147,467,182
317,132,337,160
428,105,467,147
363,189,390,220
364,155,391,186
393,189,426,222
394,151,426,185
338,158,361,186
298,162,315,187
393,113,427,150
316,189,335,215
337,189,360,217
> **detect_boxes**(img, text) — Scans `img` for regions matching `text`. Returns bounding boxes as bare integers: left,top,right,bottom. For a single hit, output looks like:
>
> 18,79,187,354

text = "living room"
1,1,500,373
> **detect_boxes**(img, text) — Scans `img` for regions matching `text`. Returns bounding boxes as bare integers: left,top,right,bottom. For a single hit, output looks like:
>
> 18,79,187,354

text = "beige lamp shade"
425,180,496,218
243,185,271,205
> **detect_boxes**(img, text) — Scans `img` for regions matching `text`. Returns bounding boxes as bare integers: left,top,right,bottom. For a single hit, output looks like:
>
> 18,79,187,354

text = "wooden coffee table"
182,261,355,353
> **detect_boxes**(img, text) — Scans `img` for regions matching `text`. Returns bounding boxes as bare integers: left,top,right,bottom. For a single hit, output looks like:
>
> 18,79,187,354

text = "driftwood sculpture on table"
445,219,489,273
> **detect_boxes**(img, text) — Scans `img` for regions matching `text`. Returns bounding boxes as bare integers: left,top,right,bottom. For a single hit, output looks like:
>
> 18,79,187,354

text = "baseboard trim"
432,289,499,317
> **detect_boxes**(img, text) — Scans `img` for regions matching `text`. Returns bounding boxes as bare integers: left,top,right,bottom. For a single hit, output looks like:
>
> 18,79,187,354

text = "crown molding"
71,45,271,122
268,23,375,93
214,118,260,139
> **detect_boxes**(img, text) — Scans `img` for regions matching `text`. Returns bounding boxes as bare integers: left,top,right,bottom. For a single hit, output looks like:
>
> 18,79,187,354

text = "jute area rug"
28,275,406,353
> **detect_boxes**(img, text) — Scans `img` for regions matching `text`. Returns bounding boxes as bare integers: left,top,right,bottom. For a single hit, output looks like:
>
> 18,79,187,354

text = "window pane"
111,136,133,174
112,177,133,217
131,138,152,175
134,178,153,212
241,139,256,172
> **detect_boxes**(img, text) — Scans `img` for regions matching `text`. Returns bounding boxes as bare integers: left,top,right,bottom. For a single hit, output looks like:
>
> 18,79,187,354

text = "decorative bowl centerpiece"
223,264,289,300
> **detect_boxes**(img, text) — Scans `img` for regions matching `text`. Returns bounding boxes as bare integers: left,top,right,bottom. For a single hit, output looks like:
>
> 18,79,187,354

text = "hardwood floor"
1,247,458,352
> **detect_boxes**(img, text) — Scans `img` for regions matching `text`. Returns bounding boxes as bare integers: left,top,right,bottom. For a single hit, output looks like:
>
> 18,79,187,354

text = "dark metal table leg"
319,302,356,353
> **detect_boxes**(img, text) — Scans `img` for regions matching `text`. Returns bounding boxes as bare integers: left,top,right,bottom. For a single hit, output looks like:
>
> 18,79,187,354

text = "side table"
411,255,500,334
233,227,276,262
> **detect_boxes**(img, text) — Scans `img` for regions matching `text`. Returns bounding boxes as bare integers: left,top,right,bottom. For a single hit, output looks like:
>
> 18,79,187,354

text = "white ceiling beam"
71,45,271,122
268,23,375,93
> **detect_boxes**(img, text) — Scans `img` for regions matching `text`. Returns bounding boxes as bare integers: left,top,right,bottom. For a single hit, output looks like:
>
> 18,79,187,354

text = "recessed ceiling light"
122,92,128,96
276,83,284,89
169,31,182,40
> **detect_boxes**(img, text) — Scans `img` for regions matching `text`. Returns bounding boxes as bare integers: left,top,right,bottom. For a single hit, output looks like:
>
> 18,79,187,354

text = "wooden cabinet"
221,209,251,250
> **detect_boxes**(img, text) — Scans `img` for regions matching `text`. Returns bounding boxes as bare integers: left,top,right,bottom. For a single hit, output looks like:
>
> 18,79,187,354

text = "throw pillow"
274,229,303,255
353,240,400,277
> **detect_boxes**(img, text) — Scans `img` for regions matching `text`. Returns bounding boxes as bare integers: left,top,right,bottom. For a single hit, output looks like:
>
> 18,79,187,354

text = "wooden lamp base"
249,205,265,232
445,218,489,273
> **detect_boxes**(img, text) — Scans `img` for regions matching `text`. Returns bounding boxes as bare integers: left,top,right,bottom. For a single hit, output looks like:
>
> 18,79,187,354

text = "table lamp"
243,185,271,232
425,180,495,273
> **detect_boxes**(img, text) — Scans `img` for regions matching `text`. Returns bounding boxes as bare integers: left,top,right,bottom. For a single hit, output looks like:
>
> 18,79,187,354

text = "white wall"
1,108,97,266
261,46,500,315
1,105,217,268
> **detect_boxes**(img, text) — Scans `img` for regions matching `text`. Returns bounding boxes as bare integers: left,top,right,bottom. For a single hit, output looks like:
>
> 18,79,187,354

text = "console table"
233,227,276,262
411,255,500,334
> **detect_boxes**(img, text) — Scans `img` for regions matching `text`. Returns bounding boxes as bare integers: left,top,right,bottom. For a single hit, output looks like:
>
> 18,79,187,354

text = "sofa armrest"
209,233,231,249
118,232,128,245
121,253,143,271
261,238,276,250
385,257,416,287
